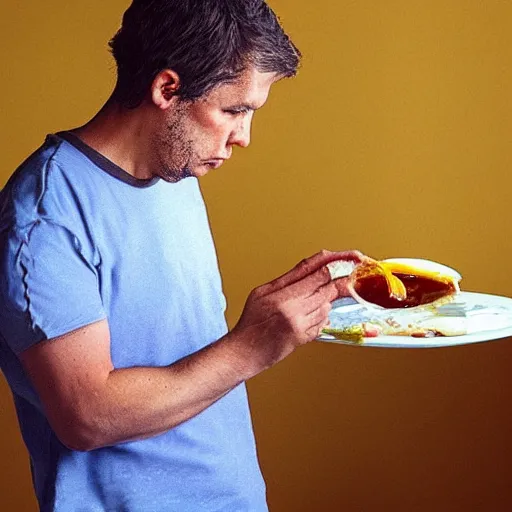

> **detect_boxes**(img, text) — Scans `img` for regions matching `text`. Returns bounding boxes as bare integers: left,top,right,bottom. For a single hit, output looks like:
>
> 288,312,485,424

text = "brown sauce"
354,273,456,309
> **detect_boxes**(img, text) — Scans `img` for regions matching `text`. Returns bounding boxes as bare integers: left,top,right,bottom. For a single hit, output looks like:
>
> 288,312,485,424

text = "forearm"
56,333,255,450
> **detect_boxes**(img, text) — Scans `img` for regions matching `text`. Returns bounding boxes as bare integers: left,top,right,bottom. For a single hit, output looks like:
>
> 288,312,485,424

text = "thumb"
269,250,365,293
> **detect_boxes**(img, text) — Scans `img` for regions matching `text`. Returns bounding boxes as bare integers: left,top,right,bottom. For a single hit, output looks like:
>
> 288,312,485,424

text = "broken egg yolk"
351,261,458,309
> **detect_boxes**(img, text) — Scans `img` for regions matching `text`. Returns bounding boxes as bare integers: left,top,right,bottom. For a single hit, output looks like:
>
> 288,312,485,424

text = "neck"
69,97,156,180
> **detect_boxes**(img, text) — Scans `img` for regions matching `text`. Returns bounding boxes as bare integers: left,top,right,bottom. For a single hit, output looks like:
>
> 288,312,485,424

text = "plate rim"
317,291,512,349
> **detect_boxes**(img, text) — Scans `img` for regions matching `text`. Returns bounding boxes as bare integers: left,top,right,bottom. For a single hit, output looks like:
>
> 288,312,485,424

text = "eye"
224,108,249,116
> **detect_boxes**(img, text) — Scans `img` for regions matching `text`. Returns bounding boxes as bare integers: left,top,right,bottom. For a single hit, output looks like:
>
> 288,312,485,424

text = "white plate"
317,292,512,348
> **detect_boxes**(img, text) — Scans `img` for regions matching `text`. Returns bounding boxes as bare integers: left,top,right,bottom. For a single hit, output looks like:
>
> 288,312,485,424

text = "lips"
204,159,224,169
204,157,230,168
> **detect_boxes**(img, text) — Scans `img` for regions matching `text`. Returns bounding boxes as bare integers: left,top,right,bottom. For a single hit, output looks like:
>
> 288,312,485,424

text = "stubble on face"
155,100,196,183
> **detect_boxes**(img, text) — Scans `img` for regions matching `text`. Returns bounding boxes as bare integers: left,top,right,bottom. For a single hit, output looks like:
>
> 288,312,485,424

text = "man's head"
109,0,301,108
107,0,300,182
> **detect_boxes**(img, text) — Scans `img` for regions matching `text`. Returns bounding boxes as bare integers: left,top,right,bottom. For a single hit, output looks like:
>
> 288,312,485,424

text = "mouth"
203,159,225,170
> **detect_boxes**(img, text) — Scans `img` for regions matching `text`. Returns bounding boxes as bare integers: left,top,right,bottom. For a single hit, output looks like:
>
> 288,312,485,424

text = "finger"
305,314,331,340
291,250,365,303
276,255,361,304
305,302,332,335
303,281,338,315
287,265,334,302
332,276,351,298
264,250,364,294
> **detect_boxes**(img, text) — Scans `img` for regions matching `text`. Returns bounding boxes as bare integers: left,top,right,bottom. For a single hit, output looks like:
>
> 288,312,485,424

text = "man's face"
154,67,279,182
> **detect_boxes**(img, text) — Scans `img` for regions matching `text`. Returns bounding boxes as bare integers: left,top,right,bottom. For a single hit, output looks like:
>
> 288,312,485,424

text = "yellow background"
1,1,512,510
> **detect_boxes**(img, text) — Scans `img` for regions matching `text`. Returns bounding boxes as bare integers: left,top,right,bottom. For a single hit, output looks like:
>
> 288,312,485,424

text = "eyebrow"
227,103,259,112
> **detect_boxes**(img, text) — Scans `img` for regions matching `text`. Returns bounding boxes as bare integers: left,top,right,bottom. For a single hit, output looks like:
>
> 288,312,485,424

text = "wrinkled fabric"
0,133,267,512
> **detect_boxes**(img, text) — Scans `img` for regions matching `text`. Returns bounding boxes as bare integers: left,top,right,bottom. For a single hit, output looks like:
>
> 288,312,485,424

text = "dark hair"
109,0,301,108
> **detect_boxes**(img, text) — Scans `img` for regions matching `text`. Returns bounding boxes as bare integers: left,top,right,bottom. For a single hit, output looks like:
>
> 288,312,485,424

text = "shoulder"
1,135,100,234
0,136,102,275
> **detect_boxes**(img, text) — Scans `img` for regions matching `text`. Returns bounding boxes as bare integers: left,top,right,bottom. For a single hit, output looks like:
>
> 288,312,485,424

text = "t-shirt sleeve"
0,219,106,354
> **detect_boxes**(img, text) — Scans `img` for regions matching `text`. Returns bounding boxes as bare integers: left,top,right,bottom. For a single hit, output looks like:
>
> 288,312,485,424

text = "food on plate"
349,258,461,309
322,316,467,343
325,257,463,342
322,323,380,343
327,257,461,310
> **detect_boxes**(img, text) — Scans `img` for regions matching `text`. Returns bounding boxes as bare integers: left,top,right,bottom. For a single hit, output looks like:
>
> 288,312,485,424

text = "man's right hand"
225,250,364,378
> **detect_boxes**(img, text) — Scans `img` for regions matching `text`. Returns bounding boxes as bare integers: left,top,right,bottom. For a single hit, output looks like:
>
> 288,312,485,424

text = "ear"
151,69,181,110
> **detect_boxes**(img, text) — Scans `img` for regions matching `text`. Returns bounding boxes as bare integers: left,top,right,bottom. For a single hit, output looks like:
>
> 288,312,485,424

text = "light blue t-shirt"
0,133,267,512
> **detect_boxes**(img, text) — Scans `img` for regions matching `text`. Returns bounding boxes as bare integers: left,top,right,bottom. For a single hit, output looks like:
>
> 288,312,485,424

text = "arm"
20,250,362,451
21,319,252,451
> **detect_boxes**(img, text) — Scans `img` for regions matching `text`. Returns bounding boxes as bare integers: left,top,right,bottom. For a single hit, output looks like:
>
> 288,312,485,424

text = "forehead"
205,67,279,107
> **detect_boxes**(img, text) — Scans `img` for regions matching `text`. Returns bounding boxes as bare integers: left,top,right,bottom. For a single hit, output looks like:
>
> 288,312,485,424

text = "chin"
193,163,216,177
158,165,195,183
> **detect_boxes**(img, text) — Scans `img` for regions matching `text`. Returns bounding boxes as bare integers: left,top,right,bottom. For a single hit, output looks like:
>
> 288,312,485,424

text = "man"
0,1,363,510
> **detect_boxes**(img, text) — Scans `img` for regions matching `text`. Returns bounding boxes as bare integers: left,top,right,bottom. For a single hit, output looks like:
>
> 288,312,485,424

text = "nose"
229,113,252,148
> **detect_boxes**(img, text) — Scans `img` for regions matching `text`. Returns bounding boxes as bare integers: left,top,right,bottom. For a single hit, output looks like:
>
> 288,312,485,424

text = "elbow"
52,415,109,452
59,432,98,452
